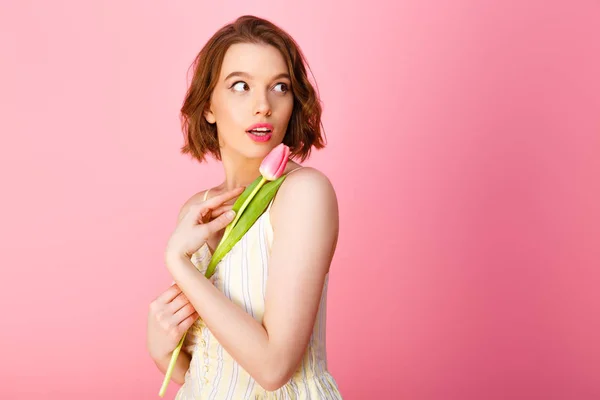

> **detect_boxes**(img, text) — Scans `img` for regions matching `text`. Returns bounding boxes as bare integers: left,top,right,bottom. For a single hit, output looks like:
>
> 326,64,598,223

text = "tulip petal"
259,143,290,180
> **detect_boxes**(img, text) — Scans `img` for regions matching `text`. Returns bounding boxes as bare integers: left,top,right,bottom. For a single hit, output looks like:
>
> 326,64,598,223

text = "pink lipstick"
246,123,273,142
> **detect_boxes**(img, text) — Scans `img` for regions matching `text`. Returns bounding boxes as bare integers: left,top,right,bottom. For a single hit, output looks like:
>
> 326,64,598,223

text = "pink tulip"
259,143,291,181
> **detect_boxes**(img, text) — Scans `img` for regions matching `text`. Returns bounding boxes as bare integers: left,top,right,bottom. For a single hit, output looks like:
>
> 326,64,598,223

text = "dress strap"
203,188,210,201
285,166,305,176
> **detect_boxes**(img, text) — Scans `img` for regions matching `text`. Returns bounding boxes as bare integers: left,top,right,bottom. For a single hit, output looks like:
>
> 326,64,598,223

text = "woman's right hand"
147,283,199,360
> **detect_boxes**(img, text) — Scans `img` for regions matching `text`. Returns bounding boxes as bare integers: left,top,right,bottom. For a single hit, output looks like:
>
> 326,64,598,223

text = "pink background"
1,1,599,399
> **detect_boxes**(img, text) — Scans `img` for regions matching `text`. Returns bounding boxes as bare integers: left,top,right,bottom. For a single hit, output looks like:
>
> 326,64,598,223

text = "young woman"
146,15,343,399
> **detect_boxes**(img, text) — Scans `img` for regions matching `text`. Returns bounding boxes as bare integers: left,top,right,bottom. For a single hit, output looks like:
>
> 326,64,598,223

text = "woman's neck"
217,152,300,193
219,155,262,191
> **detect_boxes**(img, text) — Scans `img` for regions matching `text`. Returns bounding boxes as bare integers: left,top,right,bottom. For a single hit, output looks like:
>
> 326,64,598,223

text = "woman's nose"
254,93,272,116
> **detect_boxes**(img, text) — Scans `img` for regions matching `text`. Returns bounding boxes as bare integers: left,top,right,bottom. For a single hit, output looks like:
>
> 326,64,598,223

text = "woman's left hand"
165,187,244,264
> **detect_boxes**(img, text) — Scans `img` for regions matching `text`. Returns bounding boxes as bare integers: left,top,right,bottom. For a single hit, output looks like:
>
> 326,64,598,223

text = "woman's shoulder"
281,166,336,195
271,166,338,224
176,189,210,222
269,166,339,259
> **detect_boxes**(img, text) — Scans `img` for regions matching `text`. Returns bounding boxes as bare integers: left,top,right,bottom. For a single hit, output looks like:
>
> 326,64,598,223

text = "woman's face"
205,42,294,161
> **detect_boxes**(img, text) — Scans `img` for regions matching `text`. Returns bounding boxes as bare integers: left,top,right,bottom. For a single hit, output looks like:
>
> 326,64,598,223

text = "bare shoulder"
279,166,337,199
271,167,339,231
177,189,210,222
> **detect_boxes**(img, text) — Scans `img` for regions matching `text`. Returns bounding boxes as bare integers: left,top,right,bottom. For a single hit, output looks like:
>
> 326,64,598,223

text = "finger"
210,204,234,218
178,312,199,330
167,292,189,312
173,303,196,325
202,187,245,210
203,209,236,234
186,187,243,224
156,283,182,304
197,208,213,224
198,204,233,224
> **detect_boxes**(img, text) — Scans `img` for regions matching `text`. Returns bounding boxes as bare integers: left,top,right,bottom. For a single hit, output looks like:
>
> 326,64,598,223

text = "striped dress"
174,178,343,399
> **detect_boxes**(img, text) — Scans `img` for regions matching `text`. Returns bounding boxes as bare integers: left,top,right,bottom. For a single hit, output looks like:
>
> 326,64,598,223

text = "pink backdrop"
1,1,599,399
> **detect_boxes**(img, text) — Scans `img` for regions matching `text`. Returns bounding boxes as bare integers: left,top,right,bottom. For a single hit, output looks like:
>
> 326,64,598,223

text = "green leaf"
204,174,287,278
221,176,263,239
231,175,262,215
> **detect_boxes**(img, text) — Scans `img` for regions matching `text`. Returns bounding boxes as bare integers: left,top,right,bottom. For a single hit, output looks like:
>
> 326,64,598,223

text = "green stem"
158,332,187,397
220,177,267,246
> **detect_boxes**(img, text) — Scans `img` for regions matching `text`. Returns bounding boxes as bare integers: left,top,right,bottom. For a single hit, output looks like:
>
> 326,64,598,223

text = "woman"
147,15,343,399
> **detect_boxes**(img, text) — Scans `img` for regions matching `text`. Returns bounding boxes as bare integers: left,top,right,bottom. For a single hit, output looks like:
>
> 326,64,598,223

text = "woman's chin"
225,138,282,160
244,140,281,156
233,147,272,161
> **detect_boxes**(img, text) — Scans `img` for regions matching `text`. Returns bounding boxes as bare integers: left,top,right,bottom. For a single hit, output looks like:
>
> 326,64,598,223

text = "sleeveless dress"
174,169,343,399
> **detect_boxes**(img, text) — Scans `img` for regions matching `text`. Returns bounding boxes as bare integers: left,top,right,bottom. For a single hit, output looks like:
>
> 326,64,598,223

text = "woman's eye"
231,81,249,92
274,83,289,92
230,81,288,93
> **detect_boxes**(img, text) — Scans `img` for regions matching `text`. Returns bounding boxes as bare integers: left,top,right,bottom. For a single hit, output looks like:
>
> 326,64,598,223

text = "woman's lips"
247,130,272,142
246,122,274,131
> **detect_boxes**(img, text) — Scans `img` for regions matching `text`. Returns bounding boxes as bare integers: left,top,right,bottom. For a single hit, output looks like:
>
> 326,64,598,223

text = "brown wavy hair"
179,15,326,163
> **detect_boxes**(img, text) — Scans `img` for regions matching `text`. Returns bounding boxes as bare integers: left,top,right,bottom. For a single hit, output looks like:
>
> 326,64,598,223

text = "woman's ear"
204,104,216,124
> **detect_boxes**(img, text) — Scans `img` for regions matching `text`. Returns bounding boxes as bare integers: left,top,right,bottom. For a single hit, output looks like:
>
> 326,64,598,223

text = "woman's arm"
166,168,339,391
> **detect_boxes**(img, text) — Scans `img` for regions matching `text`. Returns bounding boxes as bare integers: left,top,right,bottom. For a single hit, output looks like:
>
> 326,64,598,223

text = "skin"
148,42,339,391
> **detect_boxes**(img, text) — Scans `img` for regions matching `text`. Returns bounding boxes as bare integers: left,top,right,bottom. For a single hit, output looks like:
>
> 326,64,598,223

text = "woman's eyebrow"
224,71,291,81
